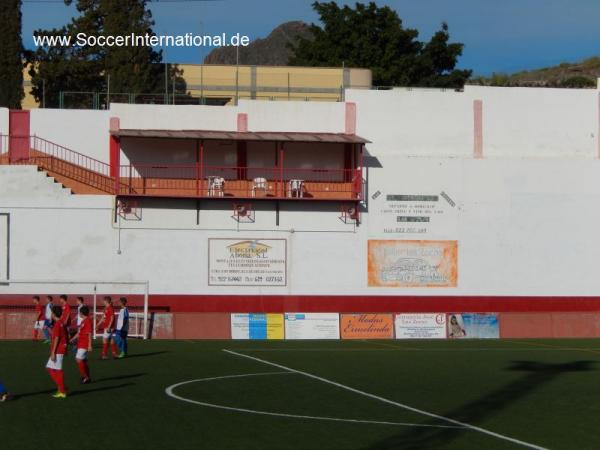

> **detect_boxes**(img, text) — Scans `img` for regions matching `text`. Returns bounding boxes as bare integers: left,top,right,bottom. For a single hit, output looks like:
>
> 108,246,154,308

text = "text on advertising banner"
368,240,458,287
284,313,340,340
394,313,447,339
340,314,394,339
230,313,284,340
209,239,286,286
447,313,499,339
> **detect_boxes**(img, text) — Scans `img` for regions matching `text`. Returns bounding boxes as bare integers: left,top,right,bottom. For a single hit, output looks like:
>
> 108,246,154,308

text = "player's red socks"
46,368,66,393
76,360,90,379
101,342,108,357
110,341,118,357
33,329,39,341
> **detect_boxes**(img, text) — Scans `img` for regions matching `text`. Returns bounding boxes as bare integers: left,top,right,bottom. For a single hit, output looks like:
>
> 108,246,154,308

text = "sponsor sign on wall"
209,239,286,286
369,189,459,238
231,313,284,340
285,313,340,340
340,314,394,339
395,313,447,339
447,313,499,339
368,240,458,287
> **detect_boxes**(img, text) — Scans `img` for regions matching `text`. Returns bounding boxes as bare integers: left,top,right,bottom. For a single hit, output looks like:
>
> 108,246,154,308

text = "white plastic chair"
288,179,304,198
208,176,225,197
252,177,267,197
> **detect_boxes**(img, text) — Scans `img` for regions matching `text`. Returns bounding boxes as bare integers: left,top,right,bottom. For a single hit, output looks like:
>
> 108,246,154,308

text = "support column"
345,102,356,135
109,117,120,192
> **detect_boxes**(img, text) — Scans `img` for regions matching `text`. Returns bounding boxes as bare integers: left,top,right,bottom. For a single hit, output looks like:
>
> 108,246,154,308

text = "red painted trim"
3,295,600,313
237,113,248,132
345,103,356,135
8,110,30,162
109,135,120,178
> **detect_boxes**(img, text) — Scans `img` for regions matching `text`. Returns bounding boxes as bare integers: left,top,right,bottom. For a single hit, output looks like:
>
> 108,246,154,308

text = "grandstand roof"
111,129,370,144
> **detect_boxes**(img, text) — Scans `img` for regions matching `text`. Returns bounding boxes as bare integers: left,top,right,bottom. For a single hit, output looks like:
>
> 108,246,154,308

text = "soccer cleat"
81,377,91,384
117,352,126,359
52,392,67,399
43,339,51,344
0,393,10,402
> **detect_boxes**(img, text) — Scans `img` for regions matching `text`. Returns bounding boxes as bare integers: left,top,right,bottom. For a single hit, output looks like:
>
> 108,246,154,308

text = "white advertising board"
395,313,447,339
284,313,340,340
209,239,286,286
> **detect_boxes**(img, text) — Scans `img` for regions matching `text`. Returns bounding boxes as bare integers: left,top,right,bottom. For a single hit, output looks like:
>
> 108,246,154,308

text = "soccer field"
1,339,600,450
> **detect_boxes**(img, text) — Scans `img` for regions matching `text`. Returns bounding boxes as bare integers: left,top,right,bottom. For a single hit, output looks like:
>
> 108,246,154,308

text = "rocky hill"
470,57,600,88
203,21,312,66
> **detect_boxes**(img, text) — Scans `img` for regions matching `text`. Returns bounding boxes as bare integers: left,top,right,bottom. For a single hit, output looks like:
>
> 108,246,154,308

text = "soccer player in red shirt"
97,296,117,359
70,305,92,384
46,306,68,398
32,296,45,341
59,294,72,328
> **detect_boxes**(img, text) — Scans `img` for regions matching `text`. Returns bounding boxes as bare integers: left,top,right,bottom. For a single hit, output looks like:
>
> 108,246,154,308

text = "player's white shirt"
77,304,83,326
116,308,129,332
45,303,53,320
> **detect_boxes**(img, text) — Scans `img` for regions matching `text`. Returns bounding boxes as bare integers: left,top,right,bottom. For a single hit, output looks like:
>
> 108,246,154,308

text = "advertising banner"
209,239,286,286
395,313,447,339
231,313,284,340
285,313,340,340
368,240,458,287
340,314,394,339
447,313,499,339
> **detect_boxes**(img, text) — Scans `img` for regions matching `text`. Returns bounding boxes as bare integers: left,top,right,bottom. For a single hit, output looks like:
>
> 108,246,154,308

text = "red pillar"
109,117,120,192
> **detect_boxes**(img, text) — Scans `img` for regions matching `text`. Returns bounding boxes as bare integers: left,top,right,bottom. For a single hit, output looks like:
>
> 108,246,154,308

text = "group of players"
0,294,129,401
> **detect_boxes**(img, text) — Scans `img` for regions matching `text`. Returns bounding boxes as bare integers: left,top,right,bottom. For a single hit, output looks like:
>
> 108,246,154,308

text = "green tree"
29,0,184,108
0,0,24,109
290,1,471,88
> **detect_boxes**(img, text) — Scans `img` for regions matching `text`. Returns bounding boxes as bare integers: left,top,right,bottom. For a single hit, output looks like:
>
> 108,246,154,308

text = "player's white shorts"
46,354,65,370
75,348,88,360
34,321,45,330
102,329,113,339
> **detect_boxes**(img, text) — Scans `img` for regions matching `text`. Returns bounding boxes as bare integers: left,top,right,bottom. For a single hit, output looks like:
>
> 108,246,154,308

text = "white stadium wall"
0,108,9,137
30,109,111,163
2,85,600,339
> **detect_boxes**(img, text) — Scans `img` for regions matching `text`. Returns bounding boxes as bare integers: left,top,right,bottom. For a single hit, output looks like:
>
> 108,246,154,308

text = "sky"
21,0,600,76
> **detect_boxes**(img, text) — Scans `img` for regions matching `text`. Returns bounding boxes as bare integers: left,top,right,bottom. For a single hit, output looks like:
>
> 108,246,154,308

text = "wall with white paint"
0,108,8,138
2,86,600,298
30,109,111,163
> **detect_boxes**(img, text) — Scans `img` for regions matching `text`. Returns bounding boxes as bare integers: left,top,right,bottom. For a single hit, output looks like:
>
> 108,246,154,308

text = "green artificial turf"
1,339,600,450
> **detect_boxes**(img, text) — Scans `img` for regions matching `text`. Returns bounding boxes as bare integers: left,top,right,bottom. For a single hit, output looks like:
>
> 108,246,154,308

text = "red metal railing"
119,163,363,200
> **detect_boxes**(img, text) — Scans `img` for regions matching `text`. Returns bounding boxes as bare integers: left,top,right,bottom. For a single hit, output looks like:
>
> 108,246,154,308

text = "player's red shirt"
77,317,92,350
35,304,44,321
51,323,68,355
61,303,72,326
103,305,115,330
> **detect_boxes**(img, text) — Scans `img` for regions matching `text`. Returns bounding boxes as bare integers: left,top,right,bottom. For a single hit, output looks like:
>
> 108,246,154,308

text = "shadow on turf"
94,372,146,383
120,351,169,359
361,360,595,450
13,382,135,400
69,382,134,397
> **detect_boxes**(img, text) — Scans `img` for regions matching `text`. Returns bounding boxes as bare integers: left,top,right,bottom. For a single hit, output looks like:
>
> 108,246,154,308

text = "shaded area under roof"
111,129,370,144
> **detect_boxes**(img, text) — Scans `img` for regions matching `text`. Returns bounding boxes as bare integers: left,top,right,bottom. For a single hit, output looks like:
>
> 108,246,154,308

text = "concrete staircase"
0,166,73,199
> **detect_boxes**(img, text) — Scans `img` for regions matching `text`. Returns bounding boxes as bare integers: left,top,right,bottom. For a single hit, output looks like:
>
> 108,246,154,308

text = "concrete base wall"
3,310,600,340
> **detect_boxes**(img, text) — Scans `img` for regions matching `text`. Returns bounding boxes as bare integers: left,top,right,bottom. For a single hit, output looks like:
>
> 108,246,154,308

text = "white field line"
223,349,549,450
165,372,461,430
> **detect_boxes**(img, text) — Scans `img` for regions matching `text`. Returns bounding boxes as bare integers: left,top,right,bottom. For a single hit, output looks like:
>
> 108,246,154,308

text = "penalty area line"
223,349,548,450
